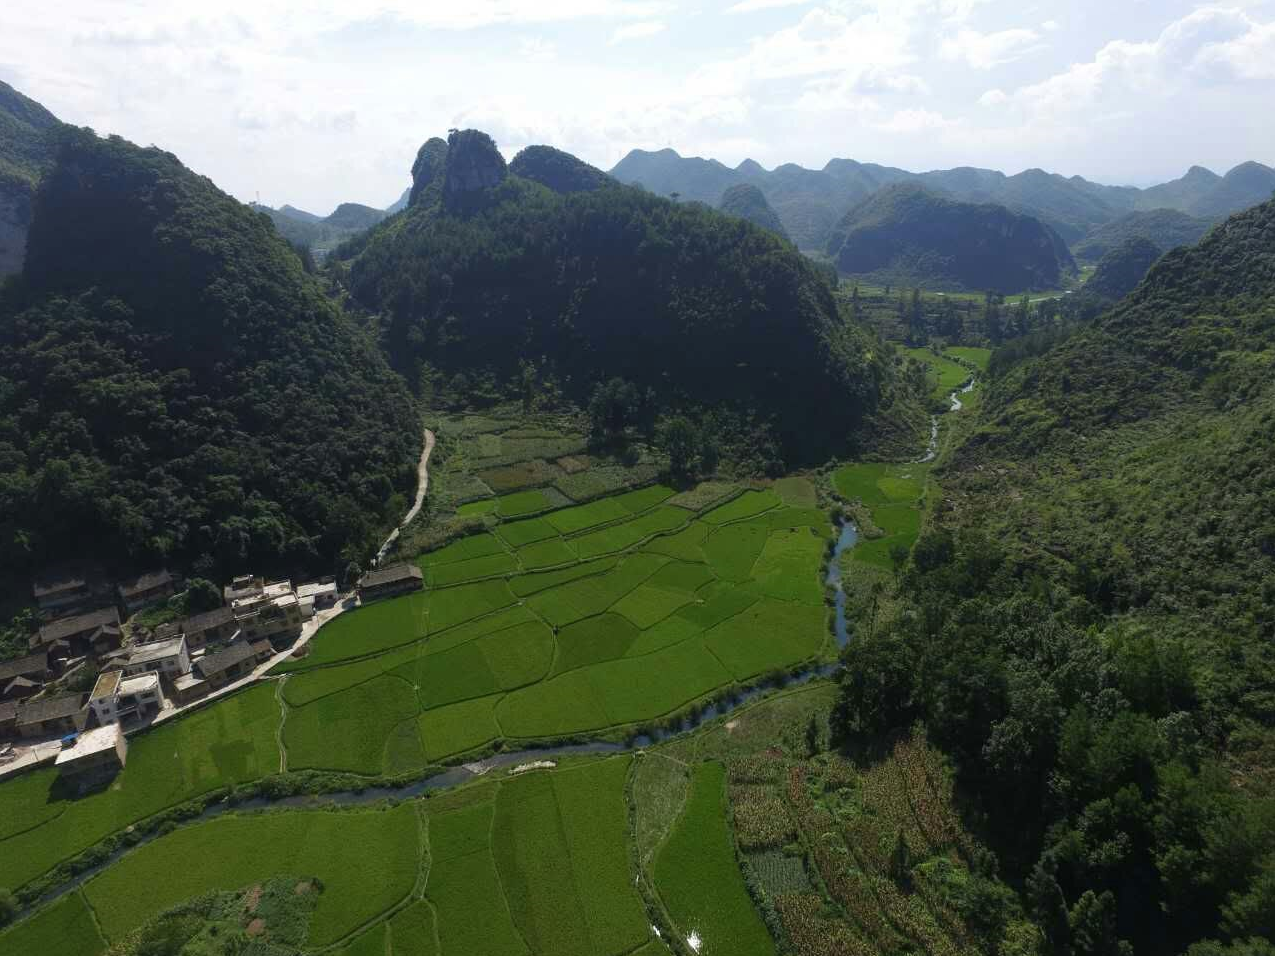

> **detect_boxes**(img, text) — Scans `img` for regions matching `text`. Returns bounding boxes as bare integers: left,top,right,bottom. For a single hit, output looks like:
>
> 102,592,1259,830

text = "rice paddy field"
942,345,992,373
832,462,932,569
0,756,668,956
276,480,832,770
903,347,971,402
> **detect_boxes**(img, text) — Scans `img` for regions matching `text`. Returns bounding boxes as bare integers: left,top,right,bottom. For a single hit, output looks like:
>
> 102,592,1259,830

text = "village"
0,561,424,783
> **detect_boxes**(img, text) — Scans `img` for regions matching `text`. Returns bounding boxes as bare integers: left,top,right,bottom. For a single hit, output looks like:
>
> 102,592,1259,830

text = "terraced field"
832,463,931,569
278,481,832,768
0,757,662,956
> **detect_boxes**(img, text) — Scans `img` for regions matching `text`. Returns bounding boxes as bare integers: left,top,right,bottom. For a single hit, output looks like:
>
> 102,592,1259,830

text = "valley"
0,36,1273,956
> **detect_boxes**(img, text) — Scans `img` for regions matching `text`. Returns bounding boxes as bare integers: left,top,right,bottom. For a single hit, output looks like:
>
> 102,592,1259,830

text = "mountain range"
610,147,1275,253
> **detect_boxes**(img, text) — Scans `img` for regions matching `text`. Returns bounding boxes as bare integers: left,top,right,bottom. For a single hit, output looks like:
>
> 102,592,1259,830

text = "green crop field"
833,462,932,569
0,683,282,893
942,345,992,372
0,477,831,901
903,347,970,401
654,762,776,956
0,890,103,956
84,803,419,947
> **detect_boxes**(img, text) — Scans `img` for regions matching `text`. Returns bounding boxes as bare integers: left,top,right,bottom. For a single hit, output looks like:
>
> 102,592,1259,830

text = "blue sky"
2,0,1273,213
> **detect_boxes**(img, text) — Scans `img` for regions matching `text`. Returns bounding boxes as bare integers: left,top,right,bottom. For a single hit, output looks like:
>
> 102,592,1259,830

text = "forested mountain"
344,130,907,460
718,183,788,240
251,201,388,258
1137,161,1275,218
841,197,1275,956
825,183,1075,292
0,127,420,580
0,81,60,277
508,145,613,193
1071,208,1215,264
1084,236,1163,301
611,147,1273,251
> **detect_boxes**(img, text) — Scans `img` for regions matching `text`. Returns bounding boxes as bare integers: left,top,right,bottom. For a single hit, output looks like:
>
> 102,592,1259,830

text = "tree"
889,830,912,886
587,378,641,441
661,416,700,476
0,888,16,927
184,578,222,613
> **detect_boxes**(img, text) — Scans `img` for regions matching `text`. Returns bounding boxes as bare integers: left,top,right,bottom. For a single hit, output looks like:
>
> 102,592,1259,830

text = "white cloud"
518,37,558,61
874,108,960,133
1042,19,1059,32
978,88,1007,106
726,0,811,12
1004,7,1275,116
940,27,1043,69
609,19,667,43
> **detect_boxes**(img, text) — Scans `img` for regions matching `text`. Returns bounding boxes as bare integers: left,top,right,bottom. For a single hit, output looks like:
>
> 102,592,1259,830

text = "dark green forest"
718,182,790,240
1085,236,1164,302
837,198,1275,956
0,128,420,581
344,130,906,461
826,183,1077,293
1071,209,1215,265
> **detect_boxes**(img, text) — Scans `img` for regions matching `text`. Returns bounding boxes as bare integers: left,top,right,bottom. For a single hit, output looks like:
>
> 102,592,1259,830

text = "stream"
20,384,984,918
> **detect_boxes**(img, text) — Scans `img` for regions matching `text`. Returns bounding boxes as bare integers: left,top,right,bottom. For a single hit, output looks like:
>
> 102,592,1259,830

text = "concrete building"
120,636,190,679
233,581,305,641
117,570,178,614
55,724,127,782
358,564,424,602
172,640,264,703
297,581,339,613
89,670,163,726
15,695,87,738
223,574,264,605
153,606,239,651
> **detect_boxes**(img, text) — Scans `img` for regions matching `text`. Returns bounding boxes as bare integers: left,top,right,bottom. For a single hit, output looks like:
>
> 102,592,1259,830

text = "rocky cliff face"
408,137,448,208
442,130,507,212
0,185,33,277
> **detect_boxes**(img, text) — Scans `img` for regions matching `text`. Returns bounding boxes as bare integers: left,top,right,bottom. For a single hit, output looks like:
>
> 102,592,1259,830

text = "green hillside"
825,183,1076,293
509,144,613,194
1071,207,1215,264
0,127,420,578
718,183,789,240
0,80,61,276
1084,236,1163,301
838,197,1275,955
346,129,906,461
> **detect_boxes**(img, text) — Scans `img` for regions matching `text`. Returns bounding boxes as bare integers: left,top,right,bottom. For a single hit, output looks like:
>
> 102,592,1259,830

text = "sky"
2,0,1273,214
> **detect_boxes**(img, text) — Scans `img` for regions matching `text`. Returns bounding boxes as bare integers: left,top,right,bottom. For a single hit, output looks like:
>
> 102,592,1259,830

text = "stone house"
120,636,190,680
358,564,423,602
117,570,178,614
15,695,88,738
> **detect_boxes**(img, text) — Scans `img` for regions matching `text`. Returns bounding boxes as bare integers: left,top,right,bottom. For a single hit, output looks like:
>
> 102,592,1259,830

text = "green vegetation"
832,462,930,568
654,762,775,956
825,183,1076,293
345,129,899,462
1071,207,1215,264
902,347,969,401
718,184,789,241
0,684,281,893
836,198,1275,955
1085,235,1164,301
0,891,102,956
0,126,420,580
84,804,418,947
278,481,829,763
941,346,992,373
509,144,613,194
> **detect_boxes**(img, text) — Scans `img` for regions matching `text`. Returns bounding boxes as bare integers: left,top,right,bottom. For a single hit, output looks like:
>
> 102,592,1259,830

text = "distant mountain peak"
442,129,507,212
509,145,612,194
736,158,765,175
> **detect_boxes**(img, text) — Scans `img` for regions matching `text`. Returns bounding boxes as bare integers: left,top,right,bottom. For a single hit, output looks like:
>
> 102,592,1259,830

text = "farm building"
33,607,122,655
0,650,49,687
232,580,307,641
359,564,423,602
0,700,16,739
89,670,163,726
55,724,127,782
2,677,41,702
153,606,239,650
172,640,265,703
117,570,178,613
15,694,88,738
120,636,190,679
32,564,100,616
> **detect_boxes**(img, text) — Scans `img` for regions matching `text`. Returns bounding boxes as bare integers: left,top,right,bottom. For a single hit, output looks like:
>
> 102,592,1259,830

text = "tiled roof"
36,607,120,645
0,650,48,683
17,694,85,725
360,564,423,589
196,640,258,677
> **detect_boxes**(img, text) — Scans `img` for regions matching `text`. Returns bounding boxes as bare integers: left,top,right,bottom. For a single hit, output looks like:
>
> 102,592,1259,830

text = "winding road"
374,427,436,567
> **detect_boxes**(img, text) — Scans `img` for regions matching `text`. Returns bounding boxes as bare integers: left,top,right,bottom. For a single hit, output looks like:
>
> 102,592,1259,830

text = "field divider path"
275,676,289,773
